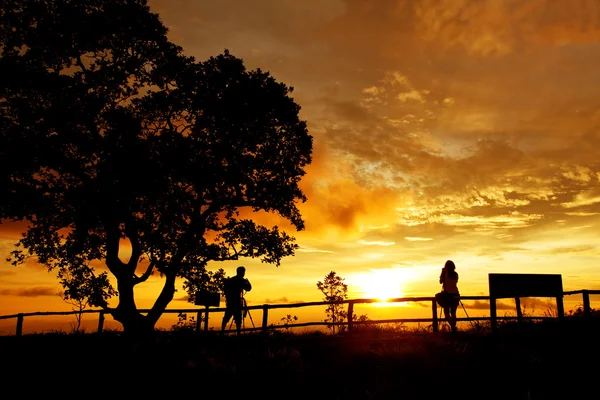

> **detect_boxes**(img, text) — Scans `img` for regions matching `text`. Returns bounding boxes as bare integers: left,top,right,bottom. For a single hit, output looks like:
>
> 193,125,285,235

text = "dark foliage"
0,0,312,335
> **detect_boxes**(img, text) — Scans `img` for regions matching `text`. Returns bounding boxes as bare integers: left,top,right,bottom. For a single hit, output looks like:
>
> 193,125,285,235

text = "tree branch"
210,253,243,262
178,123,194,135
133,259,156,285
125,218,142,274
166,108,175,131
75,55,89,77
105,219,126,278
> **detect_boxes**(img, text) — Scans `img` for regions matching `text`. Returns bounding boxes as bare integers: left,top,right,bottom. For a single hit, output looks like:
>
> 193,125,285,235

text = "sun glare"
353,268,416,306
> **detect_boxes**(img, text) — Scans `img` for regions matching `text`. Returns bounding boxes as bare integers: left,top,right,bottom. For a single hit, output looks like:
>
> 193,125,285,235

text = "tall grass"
2,315,598,399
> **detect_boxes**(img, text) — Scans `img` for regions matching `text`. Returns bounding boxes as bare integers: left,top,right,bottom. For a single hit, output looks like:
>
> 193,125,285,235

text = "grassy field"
2,318,598,399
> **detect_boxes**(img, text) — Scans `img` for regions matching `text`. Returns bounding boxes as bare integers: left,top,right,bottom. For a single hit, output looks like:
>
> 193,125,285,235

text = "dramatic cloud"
0,287,56,297
2,0,600,322
264,297,305,304
465,300,515,311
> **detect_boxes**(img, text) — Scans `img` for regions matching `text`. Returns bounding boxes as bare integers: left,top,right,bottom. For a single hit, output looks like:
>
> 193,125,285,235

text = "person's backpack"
435,292,447,308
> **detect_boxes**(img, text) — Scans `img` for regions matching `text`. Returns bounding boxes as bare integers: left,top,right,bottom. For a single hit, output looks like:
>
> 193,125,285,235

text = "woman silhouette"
439,260,460,333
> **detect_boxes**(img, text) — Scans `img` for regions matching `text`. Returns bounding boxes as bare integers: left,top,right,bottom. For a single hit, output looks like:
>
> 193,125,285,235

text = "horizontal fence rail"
1,291,598,337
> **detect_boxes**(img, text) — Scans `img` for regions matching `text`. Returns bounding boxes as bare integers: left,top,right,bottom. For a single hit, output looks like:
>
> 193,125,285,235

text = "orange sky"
2,0,600,333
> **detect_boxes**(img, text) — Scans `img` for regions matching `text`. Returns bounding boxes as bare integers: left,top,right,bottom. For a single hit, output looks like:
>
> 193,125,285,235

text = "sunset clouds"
0,287,55,297
153,0,600,296
2,0,600,327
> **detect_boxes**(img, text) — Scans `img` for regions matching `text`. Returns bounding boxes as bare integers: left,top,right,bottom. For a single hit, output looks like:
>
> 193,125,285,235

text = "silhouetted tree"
57,264,116,332
317,271,349,333
183,267,227,305
0,0,312,336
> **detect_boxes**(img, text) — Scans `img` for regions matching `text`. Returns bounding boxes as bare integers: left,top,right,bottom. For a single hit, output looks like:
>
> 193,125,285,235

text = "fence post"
515,297,522,325
262,305,269,334
556,295,564,320
490,297,497,332
16,313,24,337
583,290,591,318
204,306,210,331
347,302,354,332
97,311,105,333
431,300,438,332
195,310,202,332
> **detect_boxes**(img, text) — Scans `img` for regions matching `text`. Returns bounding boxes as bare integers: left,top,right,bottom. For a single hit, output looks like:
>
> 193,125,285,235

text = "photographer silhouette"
437,260,460,333
221,266,252,335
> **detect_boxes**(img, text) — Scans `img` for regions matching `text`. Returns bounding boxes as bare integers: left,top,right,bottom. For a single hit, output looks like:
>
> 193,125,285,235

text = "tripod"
438,298,475,330
459,299,476,329
228,292,255,331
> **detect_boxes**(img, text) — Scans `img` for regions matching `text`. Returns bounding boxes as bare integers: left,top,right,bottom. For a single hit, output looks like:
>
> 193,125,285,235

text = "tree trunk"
110,276,154,337
146,272,177,328
109,268,178,338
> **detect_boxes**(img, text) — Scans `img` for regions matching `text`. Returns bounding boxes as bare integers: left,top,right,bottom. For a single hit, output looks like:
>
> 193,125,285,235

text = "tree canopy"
0,0,313,334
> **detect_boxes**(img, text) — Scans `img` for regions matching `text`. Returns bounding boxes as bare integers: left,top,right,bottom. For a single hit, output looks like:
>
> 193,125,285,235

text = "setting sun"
351,268,416,304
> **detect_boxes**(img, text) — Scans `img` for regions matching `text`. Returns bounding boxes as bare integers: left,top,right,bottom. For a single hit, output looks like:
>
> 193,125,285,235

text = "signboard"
194,291,220,307
488,273,565,331
489,273,563,299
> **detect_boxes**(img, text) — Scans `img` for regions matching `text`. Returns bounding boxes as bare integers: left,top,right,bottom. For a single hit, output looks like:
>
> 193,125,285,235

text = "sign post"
488,273,563,331
194,291,221,331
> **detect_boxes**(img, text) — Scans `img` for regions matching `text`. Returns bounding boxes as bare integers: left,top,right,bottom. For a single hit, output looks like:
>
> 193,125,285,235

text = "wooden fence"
1,290,598,337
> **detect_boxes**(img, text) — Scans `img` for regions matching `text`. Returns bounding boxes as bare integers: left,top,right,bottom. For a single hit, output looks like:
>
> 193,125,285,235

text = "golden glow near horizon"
348,267,418,305
3,0,600,332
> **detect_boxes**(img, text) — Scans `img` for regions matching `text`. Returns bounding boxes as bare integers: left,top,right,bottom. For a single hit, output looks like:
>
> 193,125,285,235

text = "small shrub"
171,313,199,332
565,303,599,317
280,314,299,331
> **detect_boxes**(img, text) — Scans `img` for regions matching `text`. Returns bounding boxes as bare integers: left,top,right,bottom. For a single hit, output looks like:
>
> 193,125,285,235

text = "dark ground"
2,318,598,399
